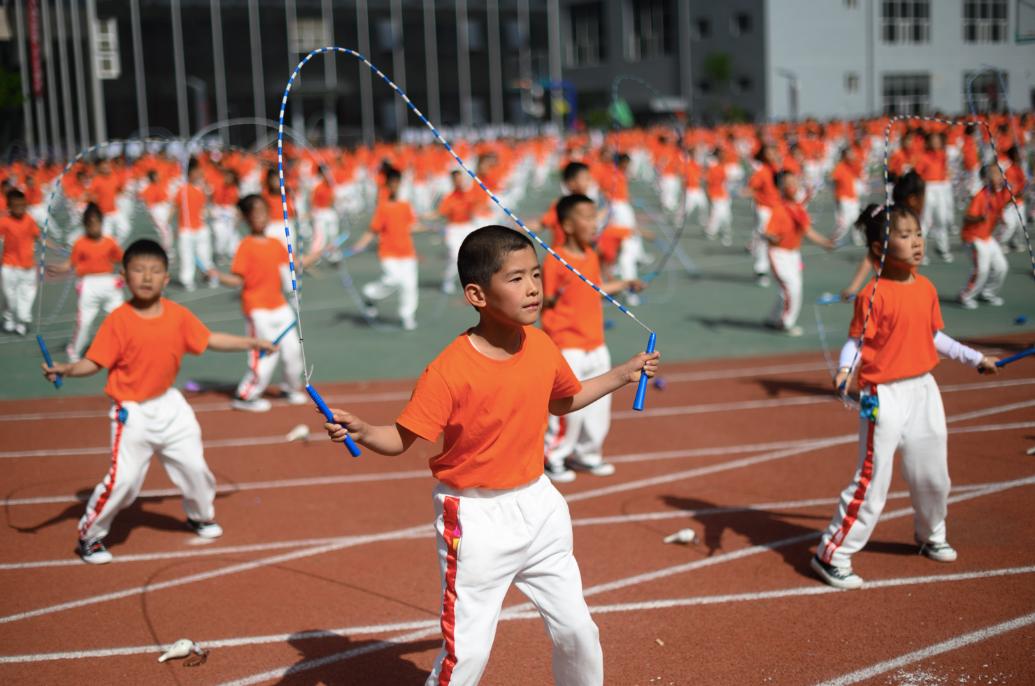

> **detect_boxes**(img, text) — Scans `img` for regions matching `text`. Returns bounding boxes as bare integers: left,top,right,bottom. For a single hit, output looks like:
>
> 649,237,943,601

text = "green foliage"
702,52,732,86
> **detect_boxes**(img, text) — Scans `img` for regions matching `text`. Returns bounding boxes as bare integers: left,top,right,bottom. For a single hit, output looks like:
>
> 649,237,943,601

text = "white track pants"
78,388,216,542
102,211,131,245
69,274,124,358
426,475,603,686
767,248,803,329
148,203,173,249
1,266,37,326
235,304,304,401
834,198,861,246
443,223,476,293
684,188,708,227
959,238,1008,302
177,229,214,288
659,174,680,213
817,374,949,570
363,257,419,326
311,208,339,253
922,181,954,255
211,205,240,261
752,206,772,276
706,197,732,244
996,201,1027,248
545,345,612,467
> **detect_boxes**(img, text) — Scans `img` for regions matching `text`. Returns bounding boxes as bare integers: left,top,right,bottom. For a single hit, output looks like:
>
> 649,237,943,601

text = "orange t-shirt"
831,162,857,200
370,199,416,259
0,213,41,268
231,236,288,314
397,327,582,489
962,187,1009,243
140,182,167,206
765,201,811,250
212,180,239,207
541,245,605,351
438,190,473,224
706,163,728,200
71,235,122,276
849,276,942,387
86,299,211,403
88,175,121,214
749,166,779,207
311,181,333,210
915,150,947,182
173,184,206,231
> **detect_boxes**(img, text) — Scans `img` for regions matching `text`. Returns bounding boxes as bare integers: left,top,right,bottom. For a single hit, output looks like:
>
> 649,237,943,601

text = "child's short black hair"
458,225,535,288
854,203,916,247
237,193,266,217
555,194,594,226
83,202,103,227
891,170,925,205
384,167,402,184
187,157,200,174
5,188,25,203
122,239,169,270
561,161,589,184
774,170,792,189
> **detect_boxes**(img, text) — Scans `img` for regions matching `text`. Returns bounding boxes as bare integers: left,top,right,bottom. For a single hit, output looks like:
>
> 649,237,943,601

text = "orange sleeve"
550,343,582,400
369,205,386,234
848,286,877,339
85,315,121,369
542,256,563,299
965,192,983,218
110,239,124,263
181,307,211,355
930,282,944,332
397,367,453,442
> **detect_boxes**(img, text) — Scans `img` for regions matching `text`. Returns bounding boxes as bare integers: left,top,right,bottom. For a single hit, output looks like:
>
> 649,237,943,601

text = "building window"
566,2,605,67
730,12,753,37
696,79,712,95
734,75,753,93
882,73,931,114
963,0,1008,42
845,0,859,8
845,72,860,93
964,70,1009,112
627,0,673,60
881,0,930,43
693,17,711,40
291,17,328,54
93,18,121,80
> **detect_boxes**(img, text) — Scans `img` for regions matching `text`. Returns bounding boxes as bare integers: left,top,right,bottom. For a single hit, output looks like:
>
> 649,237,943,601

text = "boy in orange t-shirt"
542,195,644,482
705,148,733,246
42,239,275,564
87,159,130,244
812,206,999,590
322,225,659,685
0,188,41,335
210,195,312,412
435,170,475,294
172,158,215,291
351,167,423,330
958,164,1010,309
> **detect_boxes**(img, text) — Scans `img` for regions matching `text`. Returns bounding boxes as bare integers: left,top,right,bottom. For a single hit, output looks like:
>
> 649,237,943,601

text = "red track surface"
2,340,1034,685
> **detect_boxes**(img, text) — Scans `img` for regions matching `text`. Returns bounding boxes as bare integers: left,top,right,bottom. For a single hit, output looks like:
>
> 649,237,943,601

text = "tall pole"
321,0,337,146
68,0,89,148
517,0,531,124
487,0,503,125
210,0,229,141
547,0,562,129
390,0,406,135
356,0,374,145
129,0,148,137
248,0,266,144
86,0,107,143
456,0,472,127
676,0,693,117
171,0,189,137
13,0,37,158
54,0,75,155
40,0,63,155
30,0,50,155
286,0,304,138
422,0,440,126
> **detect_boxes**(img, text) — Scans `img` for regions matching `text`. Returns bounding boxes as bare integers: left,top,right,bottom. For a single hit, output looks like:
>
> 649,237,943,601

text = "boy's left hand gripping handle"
37,335,63,389
307,384,362,457
632,332,657,412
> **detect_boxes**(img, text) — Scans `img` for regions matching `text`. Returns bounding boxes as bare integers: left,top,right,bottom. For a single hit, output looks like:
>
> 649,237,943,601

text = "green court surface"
2,177,1033,401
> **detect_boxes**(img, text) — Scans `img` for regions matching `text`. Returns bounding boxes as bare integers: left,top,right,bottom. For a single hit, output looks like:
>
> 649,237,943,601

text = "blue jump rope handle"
307,384,362,457
260,320,298,359
995,346,1034,368
632,332,657,412
36,335,63,389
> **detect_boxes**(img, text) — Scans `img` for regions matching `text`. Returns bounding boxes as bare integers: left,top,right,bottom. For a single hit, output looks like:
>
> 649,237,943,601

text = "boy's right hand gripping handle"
37,335,63,389
632,332,657,412
306,384,362,457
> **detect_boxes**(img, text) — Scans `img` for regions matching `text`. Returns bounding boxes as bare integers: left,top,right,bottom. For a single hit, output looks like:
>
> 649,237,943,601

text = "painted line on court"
814,610,1035,686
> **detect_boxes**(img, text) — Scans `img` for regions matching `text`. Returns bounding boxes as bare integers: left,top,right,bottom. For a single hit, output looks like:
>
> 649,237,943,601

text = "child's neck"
128,294,164,317
877,256,914,282
470,314,525,358
562,236,589,254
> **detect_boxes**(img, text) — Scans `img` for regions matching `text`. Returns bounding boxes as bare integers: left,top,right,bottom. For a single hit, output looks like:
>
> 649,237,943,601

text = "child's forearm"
356,424,412,455
550,368,626,415
207,332,263,352
64,358,103,378
212,271,243,288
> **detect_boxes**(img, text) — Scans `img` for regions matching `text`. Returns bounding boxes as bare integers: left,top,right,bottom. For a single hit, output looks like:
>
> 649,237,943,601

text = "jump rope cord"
840,113,1033,397
276,47,655,382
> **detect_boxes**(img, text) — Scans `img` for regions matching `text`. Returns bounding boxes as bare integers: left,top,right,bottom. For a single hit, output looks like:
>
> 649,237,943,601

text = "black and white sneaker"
917,539,957,562
566,458,616,477
810,555,863,589
544,462,576,483
187,519,224,539
77,538,113,565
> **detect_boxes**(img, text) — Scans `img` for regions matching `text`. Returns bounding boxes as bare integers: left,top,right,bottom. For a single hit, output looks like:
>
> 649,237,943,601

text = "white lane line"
219,562,1035,686
2,481,1004,571
814,610,1035,686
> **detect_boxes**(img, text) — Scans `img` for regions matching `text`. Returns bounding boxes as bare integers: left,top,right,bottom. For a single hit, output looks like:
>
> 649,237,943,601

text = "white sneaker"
13,323,27,336
2,320,14,333
917,539,957,562
810,555,863,589
980,294,1004,307
77,538,113,565
544,463,576,483
756,275,770,288
188,519,223,539
363,305,379,319
939,251,954,263
784,325,804,337
959,297,978,310
285,391,308,405
566,458,616,477
402,318,417,331
232,397,272,413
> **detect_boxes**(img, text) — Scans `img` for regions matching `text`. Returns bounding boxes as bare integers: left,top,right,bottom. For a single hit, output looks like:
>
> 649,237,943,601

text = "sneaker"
77,538,113,565
939,250,954,263
402,318,418,331
285,391,308,405
544,462,576,483
810,555,863,589
784,325,804,338
232,397,272,413
917,539,957,562
566,458,616,477
1,320,13,333
14,323,27,336
720,236,733,248
959,296,978,310
187,519,223,539
979,294,1004,307
625,293,641,307
755,275,770,288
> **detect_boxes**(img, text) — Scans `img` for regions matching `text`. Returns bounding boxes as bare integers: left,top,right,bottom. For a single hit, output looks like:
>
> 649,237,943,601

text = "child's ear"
463,282,486,309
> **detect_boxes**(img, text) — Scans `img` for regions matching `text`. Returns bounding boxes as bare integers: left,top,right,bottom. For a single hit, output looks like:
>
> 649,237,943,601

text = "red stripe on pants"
79,403,125,540
821,413,877,563
237,319,262,400
438,496,462,685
